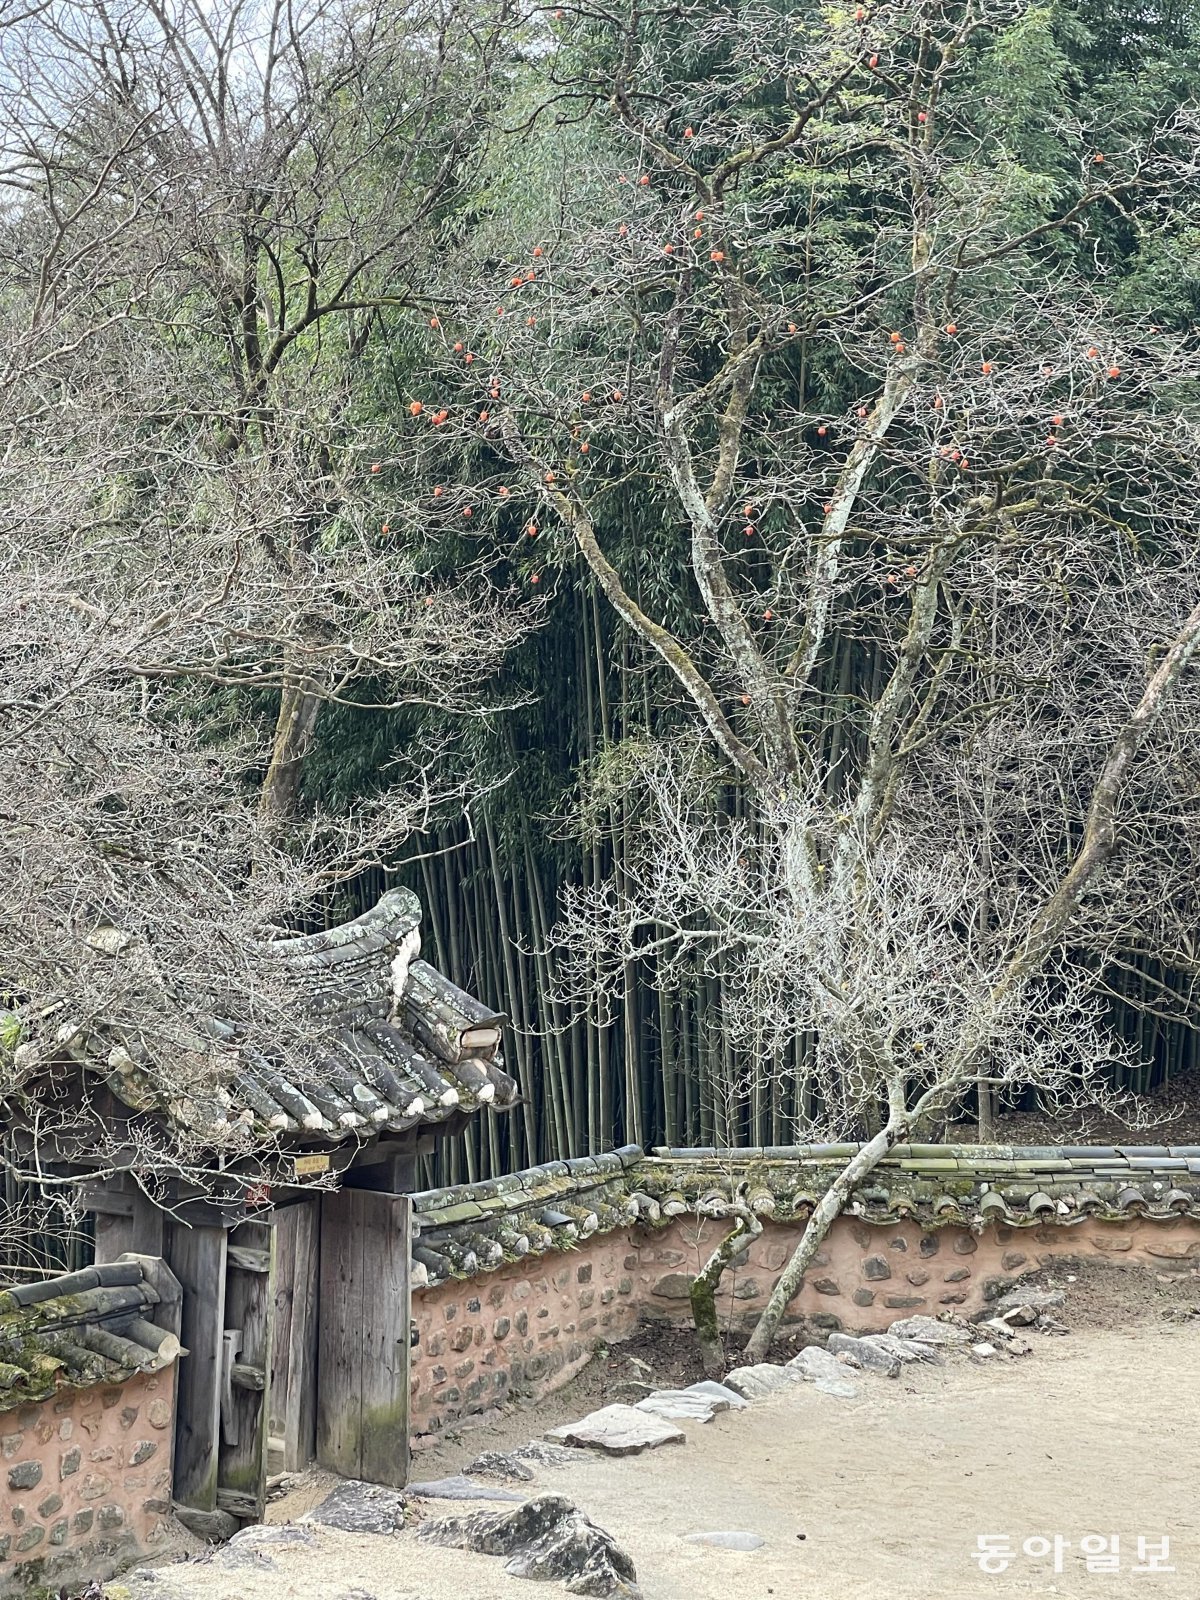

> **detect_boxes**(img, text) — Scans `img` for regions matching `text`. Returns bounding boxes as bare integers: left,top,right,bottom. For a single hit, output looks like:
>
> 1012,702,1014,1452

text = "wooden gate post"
316,1189,411,1487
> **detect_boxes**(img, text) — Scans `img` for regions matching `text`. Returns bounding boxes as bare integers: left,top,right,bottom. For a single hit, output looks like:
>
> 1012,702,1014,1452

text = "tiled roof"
409,1142,1200,1287
411,1146,649,1285
0,1260,181,1413
97,888,517,1145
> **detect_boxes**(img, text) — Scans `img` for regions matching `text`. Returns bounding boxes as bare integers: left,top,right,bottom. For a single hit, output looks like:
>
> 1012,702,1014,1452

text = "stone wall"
0,1370,175,1596
409,1208,1200,1436
410,1232,644,1436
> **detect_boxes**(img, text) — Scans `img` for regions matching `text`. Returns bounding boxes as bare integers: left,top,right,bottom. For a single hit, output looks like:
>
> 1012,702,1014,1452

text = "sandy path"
147,1322,1200,1600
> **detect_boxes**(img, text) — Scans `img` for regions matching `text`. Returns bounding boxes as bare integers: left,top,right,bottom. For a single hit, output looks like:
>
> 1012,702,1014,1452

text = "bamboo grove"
330,588,1200,1192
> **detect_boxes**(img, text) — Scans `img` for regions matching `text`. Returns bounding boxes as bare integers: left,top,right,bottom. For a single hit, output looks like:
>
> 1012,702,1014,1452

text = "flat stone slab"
466,1450,536,1481
408,1474,526,1502
636,1380,748,1422
724,1364,800,1401
637,1390,720,1422
861,1331,942,1364
305,1479,407,1533
787,1346,859,1397
687,1379,749,1410
683,1531,766,1551
887,1314,972,1345
827,1333,900,1378
466,1441,578,1480
546,1403,686,1455
228,1524,318,1552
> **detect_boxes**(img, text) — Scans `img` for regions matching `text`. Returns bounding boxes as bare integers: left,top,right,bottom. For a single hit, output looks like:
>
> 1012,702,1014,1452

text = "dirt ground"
130,1259,1200,1600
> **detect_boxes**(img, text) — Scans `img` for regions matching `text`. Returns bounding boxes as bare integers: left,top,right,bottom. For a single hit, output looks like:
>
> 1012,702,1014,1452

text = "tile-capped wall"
410,1231,644,1435
410,1207,1200,1435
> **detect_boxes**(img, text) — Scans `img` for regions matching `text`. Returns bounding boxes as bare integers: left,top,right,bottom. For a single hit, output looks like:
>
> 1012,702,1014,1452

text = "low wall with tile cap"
0,1369,175,1595
409,1206,1200,1435
410,1232,644,1435
408,1143,1200,1437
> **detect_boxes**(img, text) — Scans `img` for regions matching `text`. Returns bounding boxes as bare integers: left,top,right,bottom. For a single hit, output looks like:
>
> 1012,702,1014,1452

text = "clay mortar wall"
0,1370,175,1596
409,1209,1200,1436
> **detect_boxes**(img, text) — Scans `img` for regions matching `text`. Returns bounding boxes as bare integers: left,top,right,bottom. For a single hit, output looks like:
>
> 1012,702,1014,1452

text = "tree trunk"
260,670,325,823
743,1123,905,1361
689,1198,762,1377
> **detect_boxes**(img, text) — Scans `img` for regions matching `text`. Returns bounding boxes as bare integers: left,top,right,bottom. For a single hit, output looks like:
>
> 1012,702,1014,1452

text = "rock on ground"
172,1506,240,1542
468,1441,577,1478
826,1332,901,1378
417,1493,641,1599
304,1479,407,1533
787,1345,860,1397
887,1314,972,1345
683,1531,766,1551
687,1379,749,1410
861,1332,942,1363
408,1473,527,1501
119,1524,318,1598
723,1363,801,1401
546,1403,685,1455
466,1449,537,1481
635,1380,747,1422
228,1524,318,1552
998,1304,1040,1326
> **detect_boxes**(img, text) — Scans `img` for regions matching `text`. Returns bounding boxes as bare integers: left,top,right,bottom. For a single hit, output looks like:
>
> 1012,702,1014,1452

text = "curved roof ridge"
261,886,421,962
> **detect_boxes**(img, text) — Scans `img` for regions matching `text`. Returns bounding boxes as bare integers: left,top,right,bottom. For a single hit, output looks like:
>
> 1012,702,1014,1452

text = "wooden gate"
269,1199,321,1473
168,1218,275,1525
316,1188,411,1487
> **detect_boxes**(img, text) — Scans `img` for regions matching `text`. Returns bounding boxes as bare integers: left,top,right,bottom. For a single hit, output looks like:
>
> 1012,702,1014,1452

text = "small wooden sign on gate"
294,1153,331,1179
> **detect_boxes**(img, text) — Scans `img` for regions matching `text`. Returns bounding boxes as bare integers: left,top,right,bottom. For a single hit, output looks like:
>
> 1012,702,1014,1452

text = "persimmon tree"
406,0,1200,1350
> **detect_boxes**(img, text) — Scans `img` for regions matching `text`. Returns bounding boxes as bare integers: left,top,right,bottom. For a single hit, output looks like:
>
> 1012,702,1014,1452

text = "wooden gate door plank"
270,1199,321,1472
358,1193,410,1488
316,1189,365,1476
167,1222,227,1510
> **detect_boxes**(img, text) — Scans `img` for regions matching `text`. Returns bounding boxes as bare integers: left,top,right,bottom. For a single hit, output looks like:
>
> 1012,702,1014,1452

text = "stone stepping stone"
859,1332,941,1364
826,1332,900,1377
684,1531,766,1551
887,1314,971,1345
636,1380,749,1422
546,1402,686,1455
687,1379,749,1410
408,1474,526,1501
466,1449,536,1481
229,1524,318,1551
305,1479,407,1533
723,1363,800,1401
787,1346,859,1397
